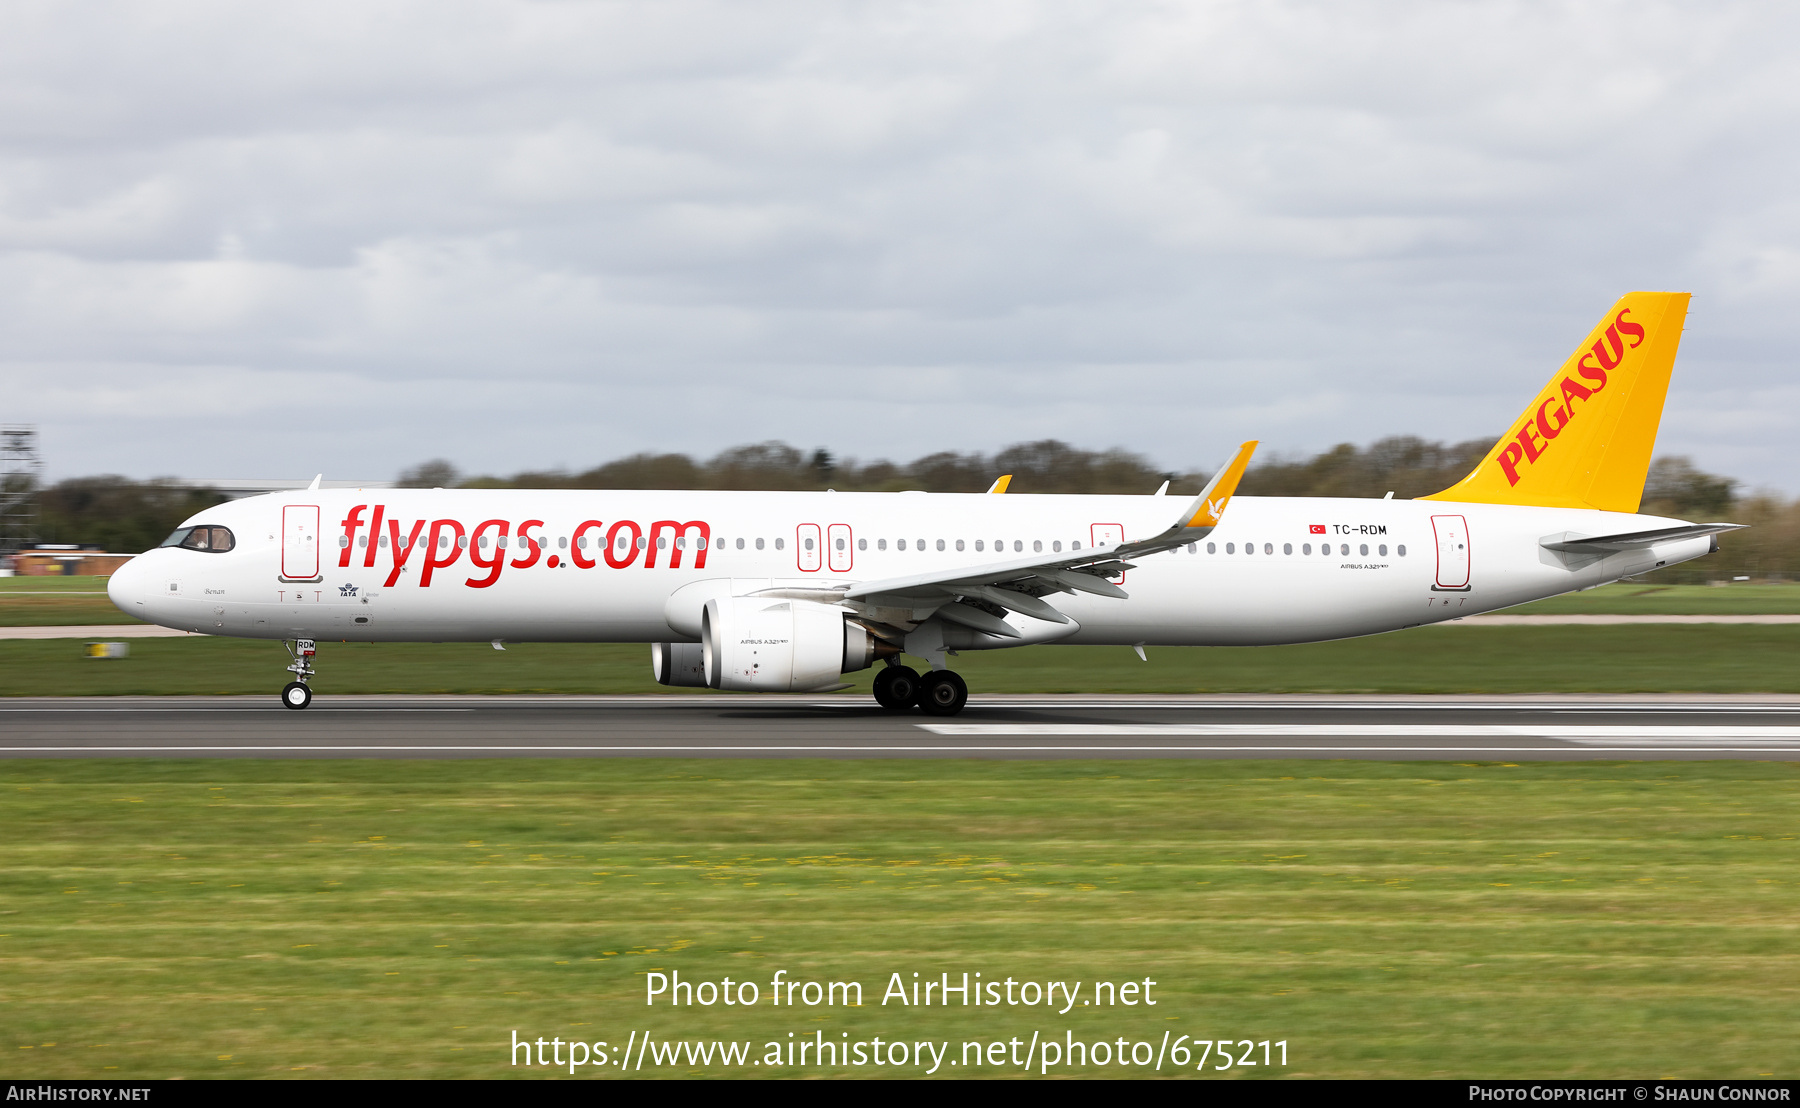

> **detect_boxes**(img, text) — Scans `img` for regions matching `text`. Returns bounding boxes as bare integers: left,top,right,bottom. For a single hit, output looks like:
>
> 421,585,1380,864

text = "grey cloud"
2,1,1797,489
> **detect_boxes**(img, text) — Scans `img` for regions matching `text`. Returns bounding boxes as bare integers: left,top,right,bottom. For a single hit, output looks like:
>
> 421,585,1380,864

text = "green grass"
0,575,138,626
3,579,1800,629
0,576,116,593
1,759,1796,1079
1510,583,1800,615
4,625,1800,697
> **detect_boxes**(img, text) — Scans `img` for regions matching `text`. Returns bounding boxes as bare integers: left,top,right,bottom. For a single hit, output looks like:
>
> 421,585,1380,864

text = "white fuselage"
107,489,1710,647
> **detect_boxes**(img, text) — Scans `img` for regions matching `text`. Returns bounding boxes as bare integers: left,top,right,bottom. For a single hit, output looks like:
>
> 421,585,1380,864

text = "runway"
6,693,1800,759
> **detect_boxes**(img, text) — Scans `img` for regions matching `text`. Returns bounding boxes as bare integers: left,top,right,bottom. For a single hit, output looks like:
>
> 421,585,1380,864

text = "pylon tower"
0,424,42,556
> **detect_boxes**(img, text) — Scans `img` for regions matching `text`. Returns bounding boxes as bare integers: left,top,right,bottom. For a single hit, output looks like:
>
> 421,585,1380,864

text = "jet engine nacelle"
699,596,897,691
651,642,708,687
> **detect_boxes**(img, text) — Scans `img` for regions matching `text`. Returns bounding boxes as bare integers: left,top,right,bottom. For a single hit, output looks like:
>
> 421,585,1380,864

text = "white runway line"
3,744,1800,755
917,723,1800,745
0,624,196,639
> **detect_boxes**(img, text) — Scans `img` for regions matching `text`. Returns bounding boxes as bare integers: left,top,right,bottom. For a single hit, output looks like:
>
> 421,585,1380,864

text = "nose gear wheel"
280,639,317,710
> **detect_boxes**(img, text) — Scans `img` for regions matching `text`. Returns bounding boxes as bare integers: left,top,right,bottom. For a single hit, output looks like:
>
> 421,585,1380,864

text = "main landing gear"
872,662,968,716
281,639,316,710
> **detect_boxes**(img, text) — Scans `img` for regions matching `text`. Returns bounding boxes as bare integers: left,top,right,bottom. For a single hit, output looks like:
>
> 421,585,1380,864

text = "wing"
764,442,1258,635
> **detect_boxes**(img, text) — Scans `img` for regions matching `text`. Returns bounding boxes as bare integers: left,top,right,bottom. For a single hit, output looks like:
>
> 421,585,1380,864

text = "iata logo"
1496,308,1644,486
338,582,358,597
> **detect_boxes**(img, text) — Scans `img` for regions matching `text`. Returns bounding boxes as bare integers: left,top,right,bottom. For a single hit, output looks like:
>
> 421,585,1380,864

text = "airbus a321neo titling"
110,292,1737,715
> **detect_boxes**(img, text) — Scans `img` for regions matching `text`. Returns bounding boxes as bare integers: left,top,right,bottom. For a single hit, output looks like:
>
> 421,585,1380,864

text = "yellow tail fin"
1422,291,1690,514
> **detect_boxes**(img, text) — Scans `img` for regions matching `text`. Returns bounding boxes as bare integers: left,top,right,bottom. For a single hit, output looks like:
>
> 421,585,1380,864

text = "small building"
6,545,135,577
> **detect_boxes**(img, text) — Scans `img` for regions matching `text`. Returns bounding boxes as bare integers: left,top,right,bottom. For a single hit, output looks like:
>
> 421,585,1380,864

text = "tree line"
17,436,1777,582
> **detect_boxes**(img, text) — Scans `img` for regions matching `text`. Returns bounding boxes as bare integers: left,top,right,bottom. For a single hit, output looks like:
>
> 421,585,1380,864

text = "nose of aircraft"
107,551,153,619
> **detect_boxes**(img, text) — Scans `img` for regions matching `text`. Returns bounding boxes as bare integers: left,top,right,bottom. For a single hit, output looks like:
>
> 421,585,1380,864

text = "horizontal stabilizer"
1540,522,1744,554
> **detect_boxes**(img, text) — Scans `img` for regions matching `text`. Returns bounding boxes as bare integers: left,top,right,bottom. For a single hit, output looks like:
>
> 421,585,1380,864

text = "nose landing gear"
871,662,968,715
281,639,316,710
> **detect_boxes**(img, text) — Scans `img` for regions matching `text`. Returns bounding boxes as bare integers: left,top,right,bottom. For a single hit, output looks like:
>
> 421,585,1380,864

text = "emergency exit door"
796,523,822,572
827,524,853,572
1431,514,1470,590
282,505,320,579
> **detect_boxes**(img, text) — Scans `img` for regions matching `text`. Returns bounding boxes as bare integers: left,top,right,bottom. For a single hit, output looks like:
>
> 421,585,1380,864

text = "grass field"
1,758,1795,1079
1510,583,1800,615
4,624,1799,697
0,576,140,626
3,578,1800,627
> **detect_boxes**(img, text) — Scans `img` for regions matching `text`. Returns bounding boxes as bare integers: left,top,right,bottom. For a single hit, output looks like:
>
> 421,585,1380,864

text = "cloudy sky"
3,1,1797,490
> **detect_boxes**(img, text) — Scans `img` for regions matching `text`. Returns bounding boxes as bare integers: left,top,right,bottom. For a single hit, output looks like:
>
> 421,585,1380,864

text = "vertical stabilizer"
1423,292,1690,513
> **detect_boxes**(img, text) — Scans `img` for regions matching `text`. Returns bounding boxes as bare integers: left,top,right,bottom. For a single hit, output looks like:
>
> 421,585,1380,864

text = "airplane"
107,291,1739,714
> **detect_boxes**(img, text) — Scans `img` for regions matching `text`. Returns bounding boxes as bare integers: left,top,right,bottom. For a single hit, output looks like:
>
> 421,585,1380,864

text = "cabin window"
1283,543,1292,555
897,539,907,551
162,526,236,552
858,538,866,551
1054,541,1063,552
379,535,389,548
1072,540,1081,550
1398,544,1407,556
1207,542,1216,554
558,536,568,549
1033,540,1042,552
1013,540,1023,552
916,538,925,551
479,535,490,549
1245,543,1254,555
1359,543,1368,556
1378,544,1388,556
804,537,815,551
955,539,964,551
1225,543,1235,554
975,540,984,552
775,537,785,550
736,538,745,550
358,535,368,548
755,538,764,550
878,539,887,551
1264,543,1273,555
1302,543,1311,555
638,537,648,550
1340,544,1349,555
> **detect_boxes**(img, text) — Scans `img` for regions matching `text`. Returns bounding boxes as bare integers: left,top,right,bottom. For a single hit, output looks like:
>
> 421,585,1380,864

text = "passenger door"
282,505,320,580
1431,514,1470,590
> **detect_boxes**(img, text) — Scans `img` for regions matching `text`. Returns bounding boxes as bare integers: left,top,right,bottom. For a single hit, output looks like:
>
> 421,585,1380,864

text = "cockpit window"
161,526,235,552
